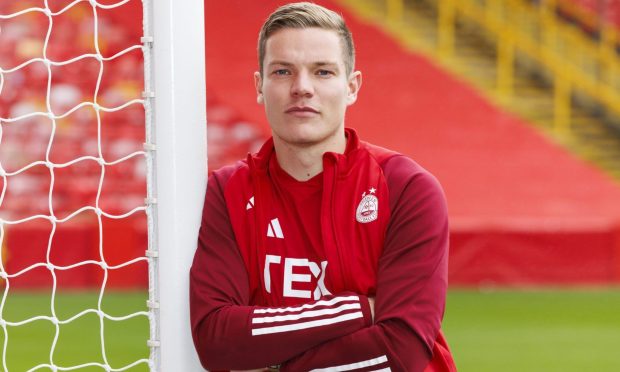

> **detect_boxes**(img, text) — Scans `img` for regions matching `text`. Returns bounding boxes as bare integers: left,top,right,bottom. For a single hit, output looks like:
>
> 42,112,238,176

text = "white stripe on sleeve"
253,295,359,314
252,303,362,324
251,311,363,336
310,355,389,371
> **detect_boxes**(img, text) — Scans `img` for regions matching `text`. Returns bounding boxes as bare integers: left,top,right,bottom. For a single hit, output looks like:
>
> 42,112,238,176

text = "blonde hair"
257,2,355,75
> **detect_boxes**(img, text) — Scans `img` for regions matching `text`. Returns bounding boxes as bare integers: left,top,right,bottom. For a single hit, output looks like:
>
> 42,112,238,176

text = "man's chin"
272,125,343,149
279,135,321,148
274,128,321,146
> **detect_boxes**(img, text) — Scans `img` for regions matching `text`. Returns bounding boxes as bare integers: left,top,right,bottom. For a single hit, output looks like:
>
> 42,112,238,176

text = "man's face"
255,27,361,148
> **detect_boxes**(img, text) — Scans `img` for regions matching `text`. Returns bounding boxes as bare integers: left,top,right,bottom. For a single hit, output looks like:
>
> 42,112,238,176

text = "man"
190,2,456,371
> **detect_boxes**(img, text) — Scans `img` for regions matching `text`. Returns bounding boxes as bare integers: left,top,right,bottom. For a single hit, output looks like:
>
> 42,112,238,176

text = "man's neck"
273,131,347,181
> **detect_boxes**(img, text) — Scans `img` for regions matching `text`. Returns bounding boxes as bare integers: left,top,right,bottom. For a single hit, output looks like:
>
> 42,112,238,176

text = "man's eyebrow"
267,61,294,67
314,62,339,67
267,61,340,68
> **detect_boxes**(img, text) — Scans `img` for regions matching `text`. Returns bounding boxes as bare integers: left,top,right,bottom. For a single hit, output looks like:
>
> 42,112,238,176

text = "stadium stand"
2,0,620,288
203,0,620,286
0,0,148,288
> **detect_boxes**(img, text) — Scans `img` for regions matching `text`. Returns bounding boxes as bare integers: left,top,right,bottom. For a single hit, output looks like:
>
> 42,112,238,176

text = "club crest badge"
356,187,378,223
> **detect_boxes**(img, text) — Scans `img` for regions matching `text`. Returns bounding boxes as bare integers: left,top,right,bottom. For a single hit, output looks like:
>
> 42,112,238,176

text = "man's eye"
316,69,334,76
273,69,290,75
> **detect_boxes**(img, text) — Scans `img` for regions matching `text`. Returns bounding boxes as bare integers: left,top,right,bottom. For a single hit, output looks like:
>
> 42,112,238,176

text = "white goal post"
147,0,206,370
0,0,206,369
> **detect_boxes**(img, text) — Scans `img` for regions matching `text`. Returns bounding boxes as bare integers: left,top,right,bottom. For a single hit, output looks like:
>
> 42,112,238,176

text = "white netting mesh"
0,0,153,370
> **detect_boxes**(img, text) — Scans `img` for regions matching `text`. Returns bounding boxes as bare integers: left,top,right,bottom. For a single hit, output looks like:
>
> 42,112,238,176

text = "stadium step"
337,0,620,182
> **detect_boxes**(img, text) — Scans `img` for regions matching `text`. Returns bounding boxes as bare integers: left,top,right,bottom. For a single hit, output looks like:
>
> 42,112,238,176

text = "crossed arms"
190,156,449,371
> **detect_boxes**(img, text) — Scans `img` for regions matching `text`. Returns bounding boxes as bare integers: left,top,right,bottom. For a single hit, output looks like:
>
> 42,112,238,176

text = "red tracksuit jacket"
190,129,456,371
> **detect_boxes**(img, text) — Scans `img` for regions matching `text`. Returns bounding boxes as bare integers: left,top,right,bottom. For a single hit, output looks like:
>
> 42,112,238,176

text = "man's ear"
254,71,264,104
346,71,362,106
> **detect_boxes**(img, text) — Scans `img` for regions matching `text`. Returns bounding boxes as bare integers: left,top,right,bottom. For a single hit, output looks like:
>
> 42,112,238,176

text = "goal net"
0,0,205,370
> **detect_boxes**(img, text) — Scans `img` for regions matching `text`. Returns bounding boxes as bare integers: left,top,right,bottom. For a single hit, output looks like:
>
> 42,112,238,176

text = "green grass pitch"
1,289,619,371
443,289,620,372
0,291,149,371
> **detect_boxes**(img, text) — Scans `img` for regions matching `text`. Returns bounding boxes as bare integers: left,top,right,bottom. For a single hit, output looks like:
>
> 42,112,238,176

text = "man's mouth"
285,106,319,114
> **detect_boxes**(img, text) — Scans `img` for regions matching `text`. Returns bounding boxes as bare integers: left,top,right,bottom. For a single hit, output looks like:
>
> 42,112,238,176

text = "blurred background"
1,0,620,371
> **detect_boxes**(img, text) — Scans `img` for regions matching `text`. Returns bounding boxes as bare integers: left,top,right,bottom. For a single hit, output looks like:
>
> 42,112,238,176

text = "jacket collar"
247,128,361,173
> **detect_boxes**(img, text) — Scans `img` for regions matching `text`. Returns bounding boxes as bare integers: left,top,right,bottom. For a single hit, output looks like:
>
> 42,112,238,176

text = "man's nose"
290,71,314,97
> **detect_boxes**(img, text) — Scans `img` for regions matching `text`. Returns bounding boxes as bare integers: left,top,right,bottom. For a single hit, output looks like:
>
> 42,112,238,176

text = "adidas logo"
267,218,284,239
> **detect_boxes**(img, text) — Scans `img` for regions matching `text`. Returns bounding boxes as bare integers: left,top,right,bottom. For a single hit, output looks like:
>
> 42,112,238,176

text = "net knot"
43,8,52,17
0,271,7,279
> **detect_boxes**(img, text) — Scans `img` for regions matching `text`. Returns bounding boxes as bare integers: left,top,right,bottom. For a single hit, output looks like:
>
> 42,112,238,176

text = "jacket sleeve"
280,157,450,372
190,168,373,371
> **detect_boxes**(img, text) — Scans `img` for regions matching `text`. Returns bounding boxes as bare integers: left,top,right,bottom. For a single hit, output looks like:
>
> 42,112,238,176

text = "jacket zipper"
327,155,349,290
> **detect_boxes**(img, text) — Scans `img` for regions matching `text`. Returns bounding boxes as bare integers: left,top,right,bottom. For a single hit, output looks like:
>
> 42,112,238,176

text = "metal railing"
383,0,620,134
